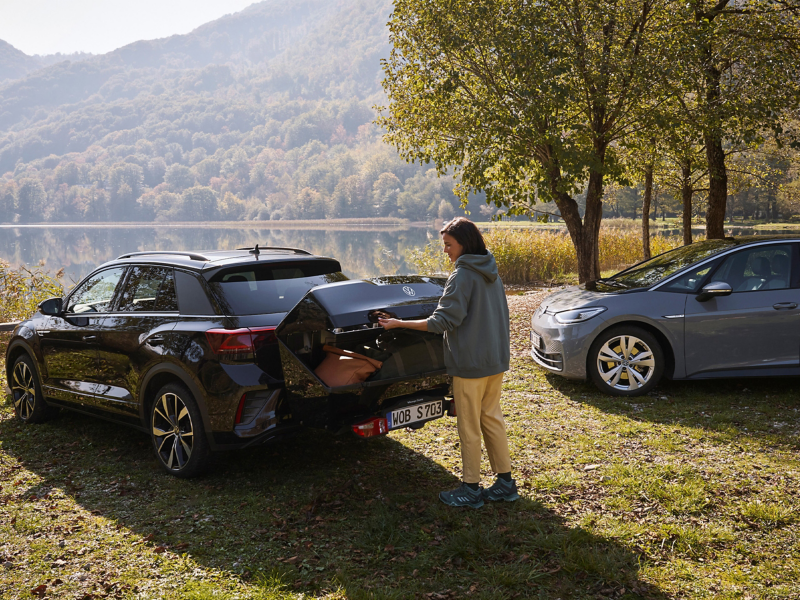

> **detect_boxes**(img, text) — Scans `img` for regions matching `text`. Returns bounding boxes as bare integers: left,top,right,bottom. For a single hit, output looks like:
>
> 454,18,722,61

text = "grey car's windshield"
606,240,735,289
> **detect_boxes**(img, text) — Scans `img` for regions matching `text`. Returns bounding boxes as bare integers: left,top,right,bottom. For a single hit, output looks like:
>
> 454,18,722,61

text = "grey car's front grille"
531,330,564,372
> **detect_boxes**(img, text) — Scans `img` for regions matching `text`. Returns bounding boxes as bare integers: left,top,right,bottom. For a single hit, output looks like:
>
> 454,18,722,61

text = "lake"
0,223,436,285
0,222,789,286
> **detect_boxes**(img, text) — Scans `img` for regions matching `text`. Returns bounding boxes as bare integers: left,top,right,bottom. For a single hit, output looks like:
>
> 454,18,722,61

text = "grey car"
531,236,800,396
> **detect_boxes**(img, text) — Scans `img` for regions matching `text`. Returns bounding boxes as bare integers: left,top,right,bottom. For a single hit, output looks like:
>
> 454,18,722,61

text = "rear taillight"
352,416,388,438
205,327,276,359
234,393,247,424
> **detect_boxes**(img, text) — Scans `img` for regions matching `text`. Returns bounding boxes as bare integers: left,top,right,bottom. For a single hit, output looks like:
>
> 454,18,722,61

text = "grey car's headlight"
553,307,607,324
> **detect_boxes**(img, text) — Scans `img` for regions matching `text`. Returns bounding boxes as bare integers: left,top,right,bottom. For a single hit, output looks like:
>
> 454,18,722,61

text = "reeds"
0,260,64,324
407,228,692,284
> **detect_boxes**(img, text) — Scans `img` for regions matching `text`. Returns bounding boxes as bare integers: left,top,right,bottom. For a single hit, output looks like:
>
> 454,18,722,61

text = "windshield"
607,240,736,289
207,260,348,315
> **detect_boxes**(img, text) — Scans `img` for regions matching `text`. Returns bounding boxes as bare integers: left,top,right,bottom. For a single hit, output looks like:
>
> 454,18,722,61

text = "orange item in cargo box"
314,345,383,387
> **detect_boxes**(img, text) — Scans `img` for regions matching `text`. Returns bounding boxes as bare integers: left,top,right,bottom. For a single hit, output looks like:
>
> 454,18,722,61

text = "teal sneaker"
439,483,484,509
482,477,520,502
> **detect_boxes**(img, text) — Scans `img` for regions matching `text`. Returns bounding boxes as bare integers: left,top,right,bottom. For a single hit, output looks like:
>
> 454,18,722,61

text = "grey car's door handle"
148,335,166,345
82,335,98,341
773,302,798,310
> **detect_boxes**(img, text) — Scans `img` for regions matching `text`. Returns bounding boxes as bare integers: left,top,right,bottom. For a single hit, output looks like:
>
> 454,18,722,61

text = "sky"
0,0,259,56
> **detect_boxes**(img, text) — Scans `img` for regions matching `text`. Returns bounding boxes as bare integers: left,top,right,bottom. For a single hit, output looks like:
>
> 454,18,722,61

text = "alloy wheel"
596,334,657,392
11,360,36,420
152,392,194,471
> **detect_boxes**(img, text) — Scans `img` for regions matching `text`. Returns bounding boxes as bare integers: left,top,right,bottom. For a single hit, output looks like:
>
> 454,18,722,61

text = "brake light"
249,327,277,348
234,393,247,424
205,327,277,359
352,416,388,438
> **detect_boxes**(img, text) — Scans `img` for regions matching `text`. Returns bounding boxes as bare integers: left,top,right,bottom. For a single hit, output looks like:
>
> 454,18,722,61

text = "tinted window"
710,244,793,292
67,267,126,314
208,261,348,315
608,240,735,289
117,266,178,312
661,262,717,293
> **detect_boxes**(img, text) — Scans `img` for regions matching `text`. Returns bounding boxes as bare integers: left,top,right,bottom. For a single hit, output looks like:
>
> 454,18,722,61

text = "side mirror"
38,297,63,316
696,281,732,302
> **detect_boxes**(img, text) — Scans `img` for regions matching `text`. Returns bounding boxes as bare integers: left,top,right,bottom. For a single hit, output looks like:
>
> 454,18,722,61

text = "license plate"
386,400,443,429
531,331,543,349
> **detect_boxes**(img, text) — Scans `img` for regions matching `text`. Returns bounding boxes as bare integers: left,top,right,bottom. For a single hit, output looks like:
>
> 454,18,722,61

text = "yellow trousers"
453,373,512,484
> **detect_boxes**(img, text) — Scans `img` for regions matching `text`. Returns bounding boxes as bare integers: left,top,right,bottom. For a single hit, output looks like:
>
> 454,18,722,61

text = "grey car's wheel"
588,327,664,397
150,383,209,478
11,355,55,423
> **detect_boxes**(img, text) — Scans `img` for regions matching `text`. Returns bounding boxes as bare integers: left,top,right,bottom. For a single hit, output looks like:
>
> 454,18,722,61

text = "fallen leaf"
31,584,47,597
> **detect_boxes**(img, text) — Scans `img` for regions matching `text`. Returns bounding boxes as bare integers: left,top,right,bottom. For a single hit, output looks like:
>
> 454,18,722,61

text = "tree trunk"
546,147,604,284
642,164,653,260
579,171,603,282
681,159,693,245
705,131,727,238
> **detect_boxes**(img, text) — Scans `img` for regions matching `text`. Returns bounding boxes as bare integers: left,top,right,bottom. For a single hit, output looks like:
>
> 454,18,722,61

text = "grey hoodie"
426,251,510,378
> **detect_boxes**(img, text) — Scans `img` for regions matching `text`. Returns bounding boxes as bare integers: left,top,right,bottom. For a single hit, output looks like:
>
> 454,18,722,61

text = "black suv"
6,247,452,477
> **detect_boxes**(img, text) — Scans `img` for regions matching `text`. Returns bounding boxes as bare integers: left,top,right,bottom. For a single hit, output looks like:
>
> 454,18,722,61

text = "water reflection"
0,225,434,284
0,224,789,285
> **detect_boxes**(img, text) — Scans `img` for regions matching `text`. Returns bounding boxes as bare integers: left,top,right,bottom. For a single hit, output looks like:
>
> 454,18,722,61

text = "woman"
379,217,517,508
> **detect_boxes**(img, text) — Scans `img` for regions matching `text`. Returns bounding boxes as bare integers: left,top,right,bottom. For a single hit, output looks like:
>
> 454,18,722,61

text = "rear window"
207,260,347,315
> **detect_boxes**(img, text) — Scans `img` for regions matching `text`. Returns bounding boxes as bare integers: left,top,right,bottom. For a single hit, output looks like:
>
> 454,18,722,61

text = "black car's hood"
276,275,447,335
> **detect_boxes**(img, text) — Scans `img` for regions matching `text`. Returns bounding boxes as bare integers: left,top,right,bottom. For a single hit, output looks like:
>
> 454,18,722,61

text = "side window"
66,267,126,314
117,266,178,312
709,244,793,292
662,262,717,293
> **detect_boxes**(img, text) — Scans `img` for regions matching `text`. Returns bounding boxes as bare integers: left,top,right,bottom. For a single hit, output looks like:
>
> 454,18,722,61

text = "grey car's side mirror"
696,281,732,302
38,297,63,316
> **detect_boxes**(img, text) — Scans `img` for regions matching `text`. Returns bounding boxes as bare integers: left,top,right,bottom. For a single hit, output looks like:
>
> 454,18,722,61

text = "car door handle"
148,335,166,345
773,302,798,310
82,335,98,341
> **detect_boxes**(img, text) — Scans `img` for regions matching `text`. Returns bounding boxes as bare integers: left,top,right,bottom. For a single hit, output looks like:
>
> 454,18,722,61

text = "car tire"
150,382,210,478
11,355,57,423
588,326,664,397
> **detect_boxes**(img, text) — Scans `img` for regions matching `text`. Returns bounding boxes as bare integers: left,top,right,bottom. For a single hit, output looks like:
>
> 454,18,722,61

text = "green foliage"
0,0,495,225
0,259,63,323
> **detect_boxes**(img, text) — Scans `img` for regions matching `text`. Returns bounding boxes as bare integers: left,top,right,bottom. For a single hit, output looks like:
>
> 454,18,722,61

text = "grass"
407,227,691,284
2,301,800,599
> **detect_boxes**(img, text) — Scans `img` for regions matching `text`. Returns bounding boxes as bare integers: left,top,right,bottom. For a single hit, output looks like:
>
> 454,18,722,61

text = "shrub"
0,260,64,324
407,227,691,284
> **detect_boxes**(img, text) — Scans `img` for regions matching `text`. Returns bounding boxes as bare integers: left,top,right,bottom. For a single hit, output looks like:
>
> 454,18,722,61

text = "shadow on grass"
545,371,800,451
1,399,669,599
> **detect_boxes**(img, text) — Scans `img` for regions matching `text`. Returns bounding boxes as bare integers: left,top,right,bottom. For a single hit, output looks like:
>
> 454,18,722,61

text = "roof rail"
236,246,312,255
116,251,210,261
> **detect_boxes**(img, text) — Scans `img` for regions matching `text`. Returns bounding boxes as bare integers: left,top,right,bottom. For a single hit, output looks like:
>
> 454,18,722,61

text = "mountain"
0,0,479,225
0,39,92,84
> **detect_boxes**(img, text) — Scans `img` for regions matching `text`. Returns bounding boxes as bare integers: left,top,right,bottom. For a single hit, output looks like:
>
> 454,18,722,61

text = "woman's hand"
378,318,429,331
378,317,402,330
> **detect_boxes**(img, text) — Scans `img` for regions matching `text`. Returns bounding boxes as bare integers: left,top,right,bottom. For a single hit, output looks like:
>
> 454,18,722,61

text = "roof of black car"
106,247,337,272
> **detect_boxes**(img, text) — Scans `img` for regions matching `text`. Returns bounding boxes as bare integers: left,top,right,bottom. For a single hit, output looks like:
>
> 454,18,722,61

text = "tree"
181,186,218,220
670,1,800,239
380,0,673,281
373,172,402,216
16,179,46,222
165,164,197,192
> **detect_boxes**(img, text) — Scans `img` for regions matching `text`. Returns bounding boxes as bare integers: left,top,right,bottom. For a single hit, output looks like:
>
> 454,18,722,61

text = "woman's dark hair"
440,217,487,255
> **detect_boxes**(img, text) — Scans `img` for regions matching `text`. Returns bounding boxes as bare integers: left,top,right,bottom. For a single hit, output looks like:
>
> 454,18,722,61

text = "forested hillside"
0,0,475,223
